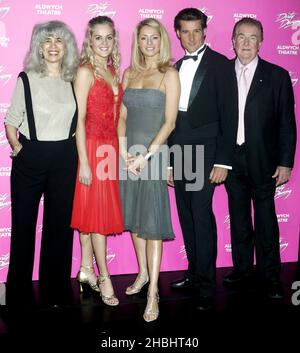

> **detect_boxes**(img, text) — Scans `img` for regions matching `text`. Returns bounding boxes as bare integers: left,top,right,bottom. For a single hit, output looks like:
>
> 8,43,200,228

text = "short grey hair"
232,17,264,42
24,21,79,82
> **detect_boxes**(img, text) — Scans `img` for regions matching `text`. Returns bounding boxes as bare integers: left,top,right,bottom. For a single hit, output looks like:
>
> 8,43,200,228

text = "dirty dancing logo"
0,193,11,210
0,3,10,18
276,12,300,46
0,66,12,85
179,245,187,260
0,253,9,271
87,2,116,18
200,7,213,24
275,185,292,200
289,71,298,86
276,12,300,29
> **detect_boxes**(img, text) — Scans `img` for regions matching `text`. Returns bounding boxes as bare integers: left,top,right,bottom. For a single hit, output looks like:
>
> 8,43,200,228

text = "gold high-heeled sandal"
97,274,119,306
77,265,100,293
143,292,159,323
125,273,149,295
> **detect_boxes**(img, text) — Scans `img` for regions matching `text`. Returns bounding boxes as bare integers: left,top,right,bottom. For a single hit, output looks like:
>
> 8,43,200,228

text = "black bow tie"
182,45,207,61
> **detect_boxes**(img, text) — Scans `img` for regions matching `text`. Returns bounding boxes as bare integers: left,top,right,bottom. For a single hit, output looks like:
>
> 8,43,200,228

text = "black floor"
0,263,299,352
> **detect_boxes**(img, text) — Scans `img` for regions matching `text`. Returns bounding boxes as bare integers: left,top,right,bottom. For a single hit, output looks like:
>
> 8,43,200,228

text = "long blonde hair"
131,18,171,73
80,16,120,84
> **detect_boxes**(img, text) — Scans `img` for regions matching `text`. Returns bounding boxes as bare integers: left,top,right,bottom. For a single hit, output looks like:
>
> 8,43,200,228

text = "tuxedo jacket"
171,46,236,166
230,57,297,183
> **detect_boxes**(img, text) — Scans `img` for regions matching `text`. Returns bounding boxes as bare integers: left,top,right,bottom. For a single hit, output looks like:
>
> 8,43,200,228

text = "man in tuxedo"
223,18,296,298
168,8,235,310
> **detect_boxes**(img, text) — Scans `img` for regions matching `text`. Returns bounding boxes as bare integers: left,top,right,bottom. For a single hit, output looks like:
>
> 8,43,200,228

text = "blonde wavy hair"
80,16,120,84
131,18,171,73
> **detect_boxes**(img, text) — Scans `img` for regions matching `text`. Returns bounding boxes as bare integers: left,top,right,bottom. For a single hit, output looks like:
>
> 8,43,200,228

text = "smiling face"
138,25,161,58
40,36,65,65
90,23,114,59
176,19,206,54
233,23,262,65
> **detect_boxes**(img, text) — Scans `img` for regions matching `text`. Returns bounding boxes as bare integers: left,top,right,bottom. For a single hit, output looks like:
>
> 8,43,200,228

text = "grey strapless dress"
119,88,174,240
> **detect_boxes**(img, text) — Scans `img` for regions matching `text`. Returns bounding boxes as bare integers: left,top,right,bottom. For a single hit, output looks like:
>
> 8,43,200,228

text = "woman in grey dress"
118,19,180,322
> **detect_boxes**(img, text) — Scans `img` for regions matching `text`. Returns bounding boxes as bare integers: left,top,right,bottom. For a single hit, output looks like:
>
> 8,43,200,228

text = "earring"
39,49,44,58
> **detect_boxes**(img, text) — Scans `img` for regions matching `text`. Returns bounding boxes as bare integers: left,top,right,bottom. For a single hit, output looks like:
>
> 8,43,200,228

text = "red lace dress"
71,72,124,235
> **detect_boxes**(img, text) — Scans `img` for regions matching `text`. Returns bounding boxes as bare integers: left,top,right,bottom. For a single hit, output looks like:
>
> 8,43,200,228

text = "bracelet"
144,151,153,161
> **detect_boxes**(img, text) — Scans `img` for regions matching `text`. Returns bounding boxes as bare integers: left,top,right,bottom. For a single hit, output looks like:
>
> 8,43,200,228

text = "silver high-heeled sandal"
125,273,149,295
143,292,159,322
77,265,100,293
97,274,119,306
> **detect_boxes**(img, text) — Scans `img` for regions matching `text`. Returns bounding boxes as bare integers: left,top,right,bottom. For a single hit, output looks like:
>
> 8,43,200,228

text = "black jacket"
172,46,236,166
230,57,297,183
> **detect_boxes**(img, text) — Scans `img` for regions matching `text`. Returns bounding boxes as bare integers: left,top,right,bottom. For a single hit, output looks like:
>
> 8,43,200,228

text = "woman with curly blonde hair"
71,16,123,306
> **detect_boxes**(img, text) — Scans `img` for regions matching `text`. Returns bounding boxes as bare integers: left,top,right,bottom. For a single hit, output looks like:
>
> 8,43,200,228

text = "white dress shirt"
179,44,206,111
178,44,231,170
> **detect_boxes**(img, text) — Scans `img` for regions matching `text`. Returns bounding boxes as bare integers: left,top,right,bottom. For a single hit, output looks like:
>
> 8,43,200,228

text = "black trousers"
225,144,281,283
7,134,77,286
172,113,218,297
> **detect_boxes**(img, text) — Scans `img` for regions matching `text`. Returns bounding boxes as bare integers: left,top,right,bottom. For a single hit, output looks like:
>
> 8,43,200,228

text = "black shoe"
196,296,214,311
170,277,191,289
223,269,253,284
266,281,284,299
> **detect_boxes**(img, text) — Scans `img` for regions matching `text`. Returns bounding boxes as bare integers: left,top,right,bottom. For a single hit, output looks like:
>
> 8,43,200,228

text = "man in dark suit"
223,18,297,298
168,8,235,310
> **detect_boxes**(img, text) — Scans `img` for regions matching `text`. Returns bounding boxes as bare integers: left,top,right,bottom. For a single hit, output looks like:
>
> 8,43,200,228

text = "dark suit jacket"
170,46,236,167
230,57,297,183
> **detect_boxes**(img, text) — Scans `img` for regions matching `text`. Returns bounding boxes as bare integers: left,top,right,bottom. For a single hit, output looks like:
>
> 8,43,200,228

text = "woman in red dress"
71,16,123,306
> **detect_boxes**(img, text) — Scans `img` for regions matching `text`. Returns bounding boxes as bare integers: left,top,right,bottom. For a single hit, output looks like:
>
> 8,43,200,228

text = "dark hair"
232,17,264,41
174,8,208,31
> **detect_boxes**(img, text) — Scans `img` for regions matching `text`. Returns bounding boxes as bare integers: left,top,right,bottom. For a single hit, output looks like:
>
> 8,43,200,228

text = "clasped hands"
123,152,147,176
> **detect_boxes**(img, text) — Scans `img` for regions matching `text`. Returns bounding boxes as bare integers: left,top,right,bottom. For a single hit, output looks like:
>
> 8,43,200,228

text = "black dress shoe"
170,277,191,289
196,296,214,311
223,269,253,284
267,281,284,299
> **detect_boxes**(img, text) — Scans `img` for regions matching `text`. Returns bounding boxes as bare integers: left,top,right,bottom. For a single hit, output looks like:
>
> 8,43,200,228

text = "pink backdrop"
0,0,299,282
